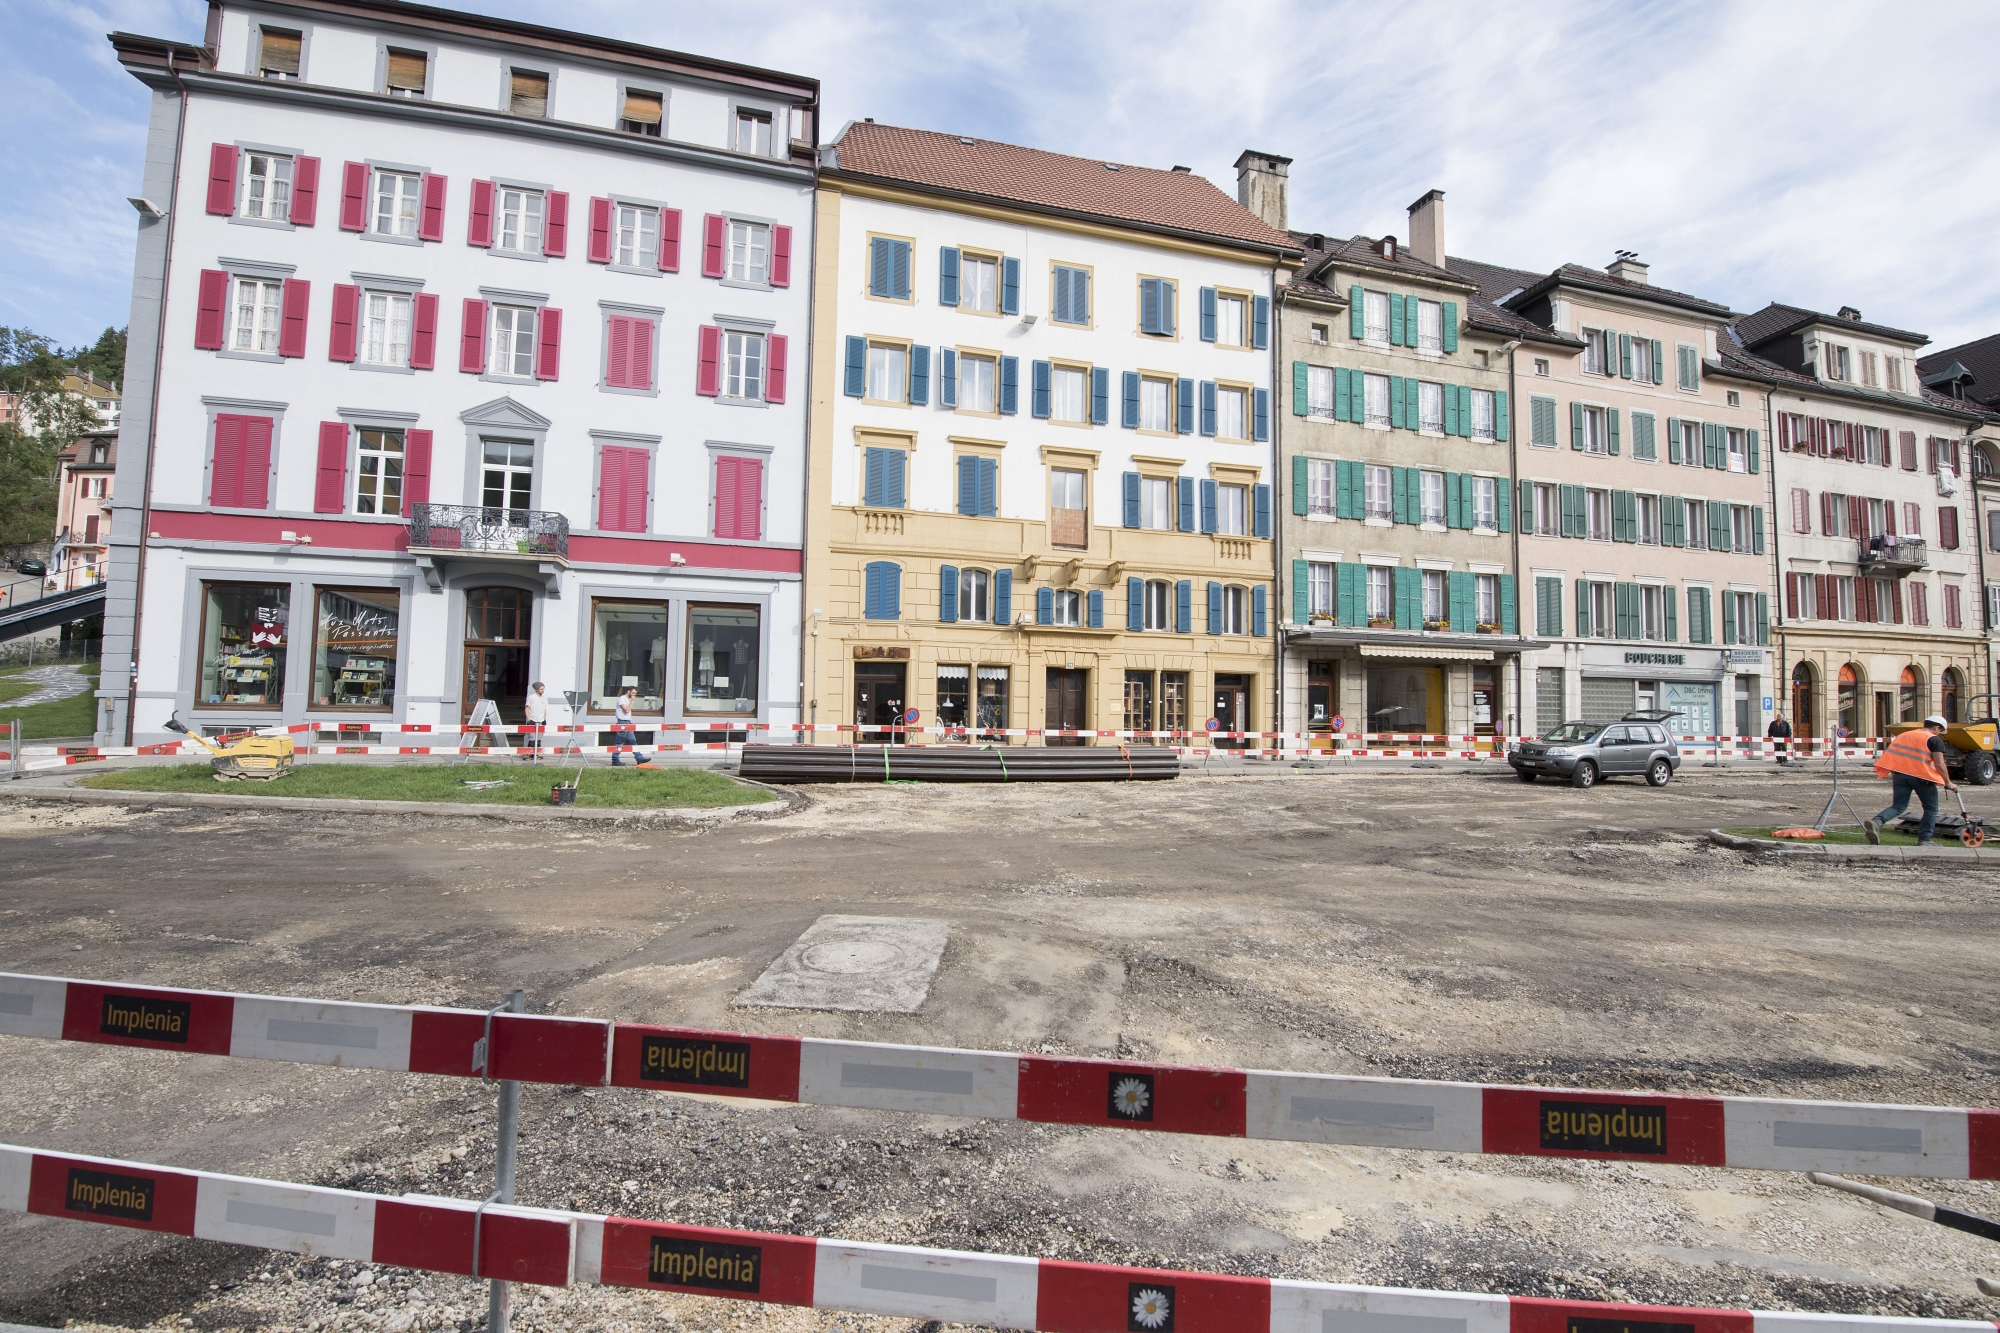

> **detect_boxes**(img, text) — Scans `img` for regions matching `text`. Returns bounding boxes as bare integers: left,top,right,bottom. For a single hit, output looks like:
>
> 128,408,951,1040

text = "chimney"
1606,251,1649,284
1233,150,1291,231
1837,305,1862,321
1406,189,1445,266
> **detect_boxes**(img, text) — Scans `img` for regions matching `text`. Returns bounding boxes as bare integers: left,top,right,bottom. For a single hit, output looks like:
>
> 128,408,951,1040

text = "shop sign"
1728,649,1766,665
1623,652,1685,665
853,646,910,660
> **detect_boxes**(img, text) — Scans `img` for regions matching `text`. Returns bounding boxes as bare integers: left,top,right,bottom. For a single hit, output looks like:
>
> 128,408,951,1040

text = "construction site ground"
0,762,1996,1333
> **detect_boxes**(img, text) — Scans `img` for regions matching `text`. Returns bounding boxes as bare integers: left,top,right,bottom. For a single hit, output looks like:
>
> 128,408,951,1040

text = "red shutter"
291,155,319,226
598,446,649,533
1949,440,1963,474
702,213,726,277
605,316,632,389
1900,430,1917,470
410,293,438,371
587,197,612,263
468,179,495,247
278,279,310,358
1818,492,1833,535
765,333,787,403
314,422,347,513
340,161,368,230
734,457,763,540
695,324,721,396
1879,430,1893,468
403,429,432,510
1946,584,1962,629
240,415,273,510
712,456,737,539
658,208,681,272
205,143,239,215
194,269,229,350
1777,414,1790,451
1910,582,1928,627
459,298,488,374
1847,423,1859,462
418,172,447,241
210,414,244,507
1785,572,1798,618
629,317,654,391
1902,502,1919,536
1847,496,1864,539
623,449,649,532
544,191,568,257
770,224,792,286
1941,505,1960,549
1790,487,1808,533
1887,581,1903,624
534,306,562,380
1926,438,1938,474
329,283,360,362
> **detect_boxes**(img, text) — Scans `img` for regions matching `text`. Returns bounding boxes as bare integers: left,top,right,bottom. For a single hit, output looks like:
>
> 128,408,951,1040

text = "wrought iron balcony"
1856,536,1926,575
407,504,568,562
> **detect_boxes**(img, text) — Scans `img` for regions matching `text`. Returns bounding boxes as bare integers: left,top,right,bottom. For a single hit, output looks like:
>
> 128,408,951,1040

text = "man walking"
1766,709,1792,765
1863,715,1956,845
523,681,548,761
609,684,653,767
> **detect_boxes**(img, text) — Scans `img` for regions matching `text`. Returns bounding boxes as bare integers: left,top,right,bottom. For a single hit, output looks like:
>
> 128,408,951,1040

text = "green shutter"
1292,360,1309,416
1446,471,1463,528
1390,375,1407,429
1335,459,1359,519
1334,366,1353,421
1666,417,1681,464
1663,585,1678,641
1661,495,1682,546
1293,559,1311,624
1389,291,1406,346
1338,561,1366,627
1443,382,1460,436
1651,339,1665,383
1349,287,1366,339
1571,400,1584,450
1721,590,1737,645
1688,587,1710,644
1518,479,1534,534
1615,582,1636,639
1496,474,1512,532
1442,301,1458,353
1607,407,1620,455
1495,389,1509,442
1756,593,1770,645
1292,453,1309,516
1747,428,1761,474
1391,465,1412,524
1752,505,1765,555
1394,566,1419,629
1500,573,1517,635
1619,333,1634,379
1575,578,1591,637
1450,570,1474,631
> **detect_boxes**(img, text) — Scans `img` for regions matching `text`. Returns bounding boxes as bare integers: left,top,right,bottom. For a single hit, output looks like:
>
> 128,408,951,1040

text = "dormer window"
735,109,773,156
1823,342,1851,382
620,89,663,138
1379,236,1396,260
258,28,302,81
509,69,550,119
385,48,427,99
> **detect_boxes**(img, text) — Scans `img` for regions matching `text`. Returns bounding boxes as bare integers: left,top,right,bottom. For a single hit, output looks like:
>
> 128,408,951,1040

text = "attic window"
510,69,550,118
620,88,663,137
735,108,773,156
258,28,302,80
384,48,426,99
1380,236,1396,259
958,137,976,146
1103,163,1122,172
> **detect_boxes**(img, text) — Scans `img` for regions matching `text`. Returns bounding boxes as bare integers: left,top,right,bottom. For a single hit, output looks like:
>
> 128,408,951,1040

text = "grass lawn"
78,761,773,809
2,668,101,740
1722,824,1965,847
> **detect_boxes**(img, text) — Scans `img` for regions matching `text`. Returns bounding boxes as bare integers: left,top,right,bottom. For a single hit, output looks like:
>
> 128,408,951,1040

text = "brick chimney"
1606,251,1649,284
1233,150,1291,231
1407,189,1445,266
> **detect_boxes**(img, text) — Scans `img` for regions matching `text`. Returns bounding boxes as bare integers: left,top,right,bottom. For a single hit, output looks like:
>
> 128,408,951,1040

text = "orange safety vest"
1874,728,1946,782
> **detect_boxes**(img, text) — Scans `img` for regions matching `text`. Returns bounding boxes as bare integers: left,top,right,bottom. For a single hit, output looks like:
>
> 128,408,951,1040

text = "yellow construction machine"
1887,694,1998,786
165,714,296,781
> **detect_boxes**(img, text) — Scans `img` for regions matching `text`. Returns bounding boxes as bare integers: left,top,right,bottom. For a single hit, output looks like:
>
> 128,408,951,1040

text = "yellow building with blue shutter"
803,127,1298,743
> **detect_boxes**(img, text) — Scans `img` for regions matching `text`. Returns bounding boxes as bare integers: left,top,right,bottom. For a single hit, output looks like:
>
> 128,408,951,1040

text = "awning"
1357,643,1493,662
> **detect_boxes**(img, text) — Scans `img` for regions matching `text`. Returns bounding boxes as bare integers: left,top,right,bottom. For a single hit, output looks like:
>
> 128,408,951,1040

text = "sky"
6,0,2000,356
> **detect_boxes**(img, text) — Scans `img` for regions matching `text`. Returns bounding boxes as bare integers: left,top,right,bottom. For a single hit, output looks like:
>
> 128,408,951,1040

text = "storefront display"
686,604,759,715
591,600,668,714
1366,665,1441,734
311,587,400,710
198,582,289,708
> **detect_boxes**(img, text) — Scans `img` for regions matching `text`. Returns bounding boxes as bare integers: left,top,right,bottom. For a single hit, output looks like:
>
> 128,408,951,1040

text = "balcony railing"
1856,536,1927,574
407,504,568,561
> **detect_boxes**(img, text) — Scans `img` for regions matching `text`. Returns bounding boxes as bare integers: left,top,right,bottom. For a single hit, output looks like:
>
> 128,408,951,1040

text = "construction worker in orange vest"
1863,714,1956,845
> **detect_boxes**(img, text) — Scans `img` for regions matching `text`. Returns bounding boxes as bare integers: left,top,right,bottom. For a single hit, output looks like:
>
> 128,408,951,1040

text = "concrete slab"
736,914,949,1013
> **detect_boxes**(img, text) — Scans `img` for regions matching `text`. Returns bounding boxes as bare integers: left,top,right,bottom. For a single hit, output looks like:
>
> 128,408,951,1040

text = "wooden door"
1045,668,1087,745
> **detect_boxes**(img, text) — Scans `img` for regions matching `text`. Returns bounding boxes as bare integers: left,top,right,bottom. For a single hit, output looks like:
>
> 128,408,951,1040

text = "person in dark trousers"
1766,709,1792,764
1863,715,1956,845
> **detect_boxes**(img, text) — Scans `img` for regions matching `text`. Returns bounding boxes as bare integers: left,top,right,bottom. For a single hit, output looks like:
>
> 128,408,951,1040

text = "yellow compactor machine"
164,714,296,781
1887,694,1998,785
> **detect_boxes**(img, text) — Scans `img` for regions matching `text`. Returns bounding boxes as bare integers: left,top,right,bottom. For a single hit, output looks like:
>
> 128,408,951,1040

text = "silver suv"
1509,710,1682,789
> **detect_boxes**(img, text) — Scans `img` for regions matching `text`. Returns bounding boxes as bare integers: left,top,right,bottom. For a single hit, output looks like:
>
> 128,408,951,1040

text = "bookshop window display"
590,600,667,714
311,587,400,710
686,604,759,716
197,582,288,708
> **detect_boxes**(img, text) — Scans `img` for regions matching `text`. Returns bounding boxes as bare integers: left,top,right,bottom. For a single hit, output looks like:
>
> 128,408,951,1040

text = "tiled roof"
826,121,1297,253
1511,262,1734,319
1723,322,1988,422
1734,302,1927,350
1296,233,1473,288
1919,333,2000,409
1445,256,1545,305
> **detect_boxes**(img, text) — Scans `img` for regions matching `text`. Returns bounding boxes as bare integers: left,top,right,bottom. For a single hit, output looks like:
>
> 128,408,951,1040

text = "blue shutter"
1122,371,1140,428
844,335,866,397
1052,269,1070,325
891,240,910,300
1000,256,1020,315
864,562,900,620
1252,295,1270,350
1175,579,1192,633
1140,279,1161,335
1441,301,1458,353
938,247,960,307
1389,292,1406,346
1031,360,1051,418
1349,286,1366,339
1207,582,1223,635
1252,584,1267,637
908,343,930,406
1389,375,1407,429
1334,366,1353,421
1253,388,1270,442
1160,280,1176,336
1127,576,1144,631
1091,366,1110,425
1200,478,1218,533
1074,268,1090,324
1122,471,1140,528
939,565,959,622
977,457,997,517
1176,377,1195,434
1178,476,1195,531
999,356,1019,415
863,447,885,507
1253,483,1271,538
1499,574,1517,635
869,238,891,298
1494,389,1509,442
939,348,958,408
1036,585,1054,625
1200,380,1217,436
885,448,906,507
1087,589,1104,629
992,569,1012,624
1199,286,1217,343
957,456,979,516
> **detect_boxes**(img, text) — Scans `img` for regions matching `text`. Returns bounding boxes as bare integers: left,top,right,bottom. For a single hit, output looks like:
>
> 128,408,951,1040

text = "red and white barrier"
5,1144,1993,1333
6,974,1994,1181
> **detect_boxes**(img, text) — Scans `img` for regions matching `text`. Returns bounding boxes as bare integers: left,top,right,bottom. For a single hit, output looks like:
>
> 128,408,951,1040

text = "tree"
73,327,127,390
0,327,99,551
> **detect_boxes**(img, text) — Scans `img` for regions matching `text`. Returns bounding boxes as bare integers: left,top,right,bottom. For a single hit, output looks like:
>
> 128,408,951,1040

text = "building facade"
53,428,118,591
1276,190,1551,743
100,0,817,745
803,126,1295,744
1733,304,1988,736
1919,334,2000,701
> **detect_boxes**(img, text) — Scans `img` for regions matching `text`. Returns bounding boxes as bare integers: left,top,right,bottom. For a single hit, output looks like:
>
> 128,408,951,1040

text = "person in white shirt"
523,681,548,760
610,685,653,767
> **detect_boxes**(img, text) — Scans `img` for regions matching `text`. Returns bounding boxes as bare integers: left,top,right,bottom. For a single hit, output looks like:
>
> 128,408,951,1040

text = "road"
1,763,1995,1332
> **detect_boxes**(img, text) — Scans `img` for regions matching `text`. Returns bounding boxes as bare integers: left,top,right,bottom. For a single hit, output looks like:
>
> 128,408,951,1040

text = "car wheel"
1647,758,1672,787
1965,751,1996,787
1516,769,1538,783
1570,761,1597,789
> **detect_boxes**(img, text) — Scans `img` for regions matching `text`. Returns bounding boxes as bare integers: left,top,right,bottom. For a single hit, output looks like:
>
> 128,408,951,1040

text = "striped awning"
1357,643,1493,662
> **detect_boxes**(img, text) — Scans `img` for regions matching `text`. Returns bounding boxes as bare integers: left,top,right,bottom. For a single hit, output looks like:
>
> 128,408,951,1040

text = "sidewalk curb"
1706,828,1996,863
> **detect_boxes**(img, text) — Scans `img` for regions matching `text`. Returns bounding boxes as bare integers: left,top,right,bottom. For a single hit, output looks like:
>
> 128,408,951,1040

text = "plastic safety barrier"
5,974,1994,1181
5,1144,1993,1333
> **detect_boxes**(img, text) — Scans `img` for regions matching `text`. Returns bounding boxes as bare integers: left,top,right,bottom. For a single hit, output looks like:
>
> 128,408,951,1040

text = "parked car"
13,559,46,577
1509,710,1682,789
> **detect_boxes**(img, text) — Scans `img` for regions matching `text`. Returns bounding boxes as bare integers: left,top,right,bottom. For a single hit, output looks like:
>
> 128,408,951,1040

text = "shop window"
1899,666,1922,723
1160,671,1190,734
1123,670,1155,732
942,664,1013,739
938,665,972,731
197,582,289,708
311,587,399,710
687,604,760,715
975,666,1009,735
591,600,667,714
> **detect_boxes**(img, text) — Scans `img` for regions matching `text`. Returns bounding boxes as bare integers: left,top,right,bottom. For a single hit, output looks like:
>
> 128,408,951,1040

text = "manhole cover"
803,941,905,974
737,916,949,1013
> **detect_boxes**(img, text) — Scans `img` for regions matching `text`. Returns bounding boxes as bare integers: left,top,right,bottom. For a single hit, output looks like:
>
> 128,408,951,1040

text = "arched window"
1837,662,1863,736
1899,666,1922,723
1942,667,1964,723
1791,661,1817,737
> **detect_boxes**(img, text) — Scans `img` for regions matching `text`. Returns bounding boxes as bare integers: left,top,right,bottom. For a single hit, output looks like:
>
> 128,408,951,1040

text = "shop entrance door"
1874,690,1893,738
1472,665,1497,738
1213,672,1250,749
1045,668,1088,745
854,662,907,742
462,587,532,723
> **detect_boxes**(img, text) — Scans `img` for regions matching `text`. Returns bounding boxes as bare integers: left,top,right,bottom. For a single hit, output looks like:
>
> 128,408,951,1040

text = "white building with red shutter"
99,0,816,746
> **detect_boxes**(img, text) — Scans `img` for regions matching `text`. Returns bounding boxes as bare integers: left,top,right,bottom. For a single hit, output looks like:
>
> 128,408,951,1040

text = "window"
1637,493,1660,545
711,453,760,538
1678,419,1703,467
1050,468,1086,549
241,152,292,221
1420,470,1446,525
956,253,998,313
1470,389,1495,441
258,28,302,80
1364,465,1392,520
1051,264,1090,325
1310,322,1329,345
510,69,549,118
1534,578,1563,637
1419,381,1443,432
197,582,288,708
1125,375,1166,432
1731,504,1752,553
1417,300,1443,352
1859,350,1879,387
1363,291,1390,342
723,331,764,399
354,428,403,515
865,342,907,402
960,353,997,413
1051,589,1083,626
725,221,772,283
1887,357,1904,391
1140,476,1172,530
861,446,906,508
481,440,533,513
614,203,659,268
1824,343,1851,382
1534,483,1560,536
619,88,663,137
1143,579,1171,631
1727,428,1748,472
1632,338,1655,383
1309,562,1336,618
311,587,399,710
1533,358,1550,376
1307,458,1336,517
958,569,990,623
496,188,544,254
687,605,760,716
1582,328,1607,375
1473,476,1498,530
1366,566,1392,621
1221,585,1247,635
1476,573,1499,627
1215,292,1246,347
1422,569,1447,624
488,305,537,377
373,170,420,237
1587,581,1614,638
1676,344,1699,391
734,109,773,156
1363,374,1391,427
1586,488,1611,540
1306,365,1335,420
590,601,666,714
1909,582,1929,627
360,290,412,367
1684,499,1708,550
1217,483,1248,535
1579,405,1608,454
1138,277,1176,335
230,276,283,354
1940,504,1959,549
1215,385,1247,439
1051,364,1088,423
385,48,427,99
1729,591,1757,645
1640,585,1665,640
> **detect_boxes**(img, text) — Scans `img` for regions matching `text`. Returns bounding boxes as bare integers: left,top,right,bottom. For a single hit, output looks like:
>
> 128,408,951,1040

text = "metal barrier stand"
473,988,525,1333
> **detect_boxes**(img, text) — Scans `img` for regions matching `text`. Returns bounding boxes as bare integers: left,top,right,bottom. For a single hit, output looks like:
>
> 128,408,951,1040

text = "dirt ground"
0,761,1996,1333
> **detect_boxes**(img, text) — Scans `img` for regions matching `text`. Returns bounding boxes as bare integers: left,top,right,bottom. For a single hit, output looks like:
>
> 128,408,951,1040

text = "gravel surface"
1,763,1996,1332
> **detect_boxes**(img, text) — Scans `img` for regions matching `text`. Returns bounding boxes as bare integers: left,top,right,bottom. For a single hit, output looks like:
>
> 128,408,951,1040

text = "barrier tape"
4,1144,1992,1333
5,974,1993,1181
